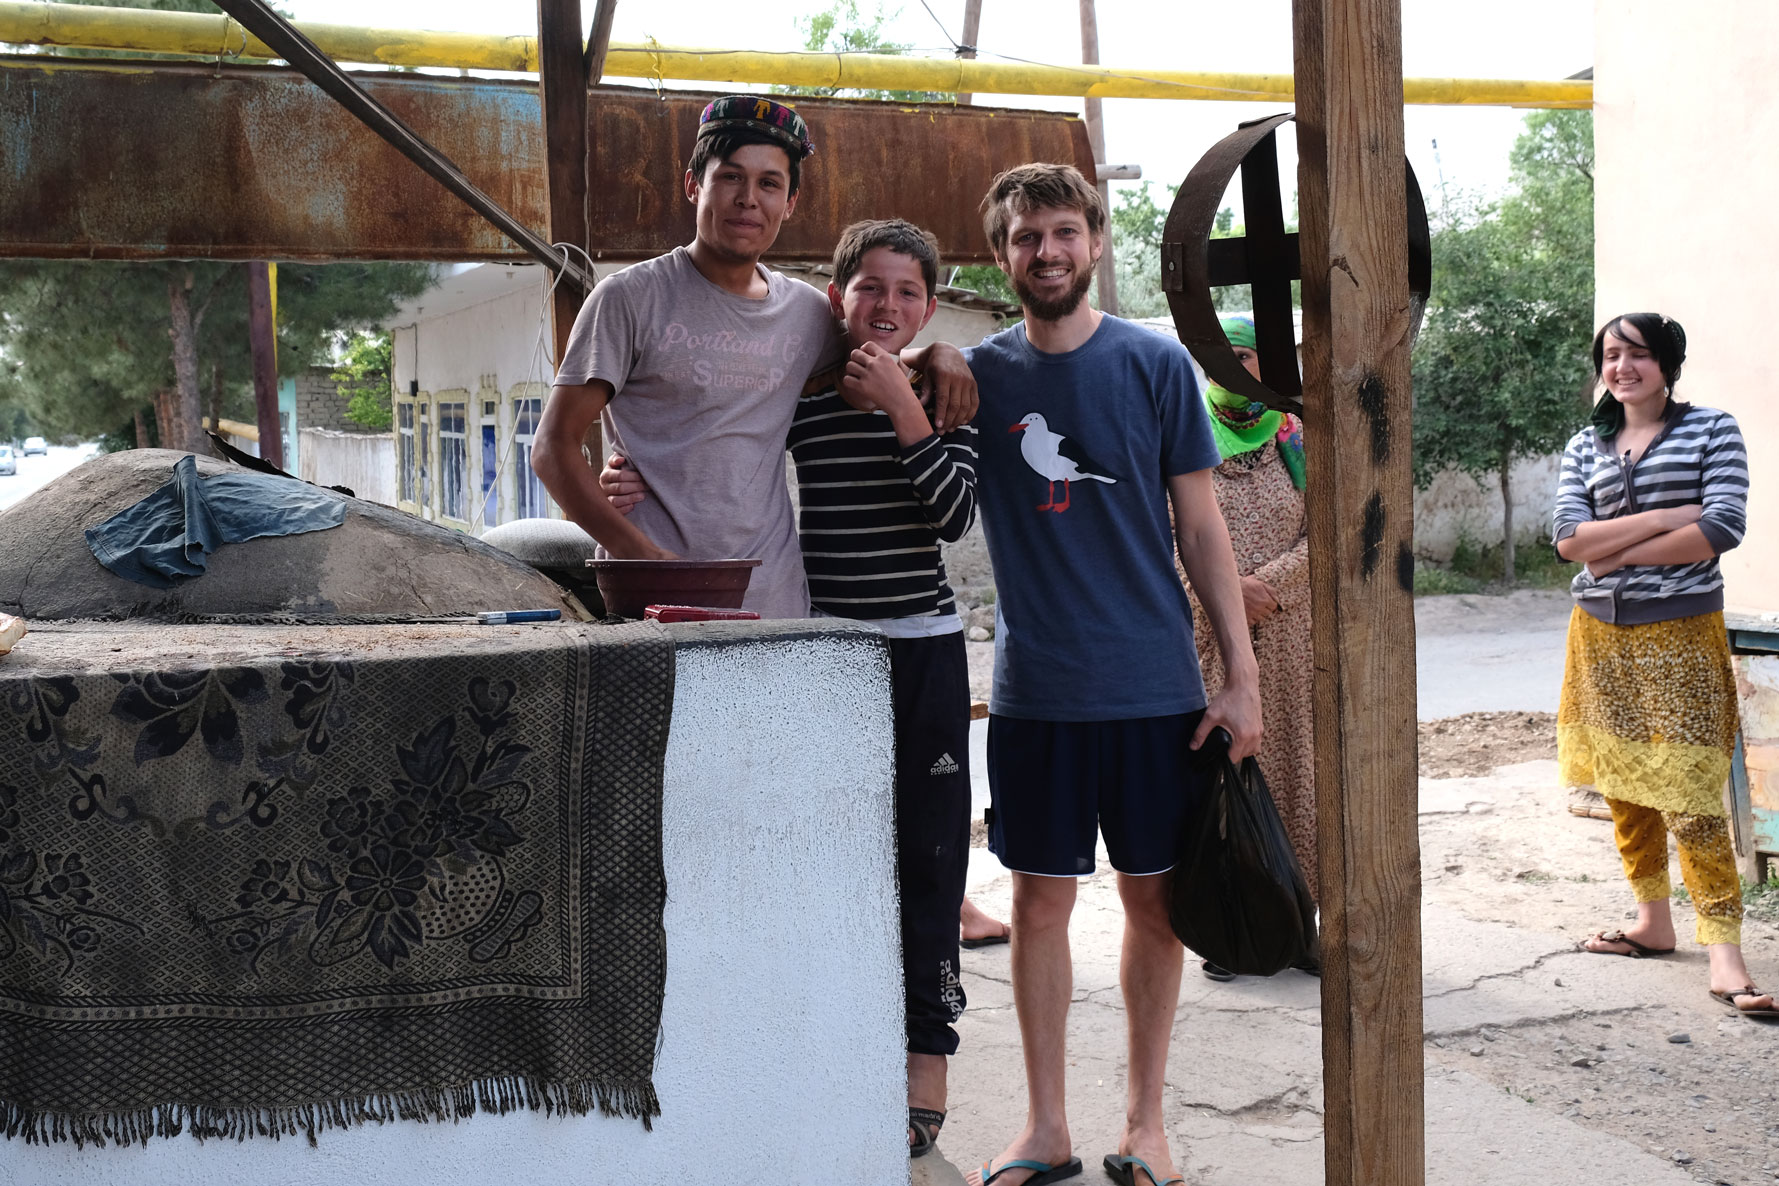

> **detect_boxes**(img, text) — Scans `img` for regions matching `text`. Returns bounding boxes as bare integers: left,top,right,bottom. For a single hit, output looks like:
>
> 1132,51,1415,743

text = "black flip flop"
1580,929,1675,958
1711,985,1779,1020
1101,1153,1184,1186
961,925,1011,950
980,1155,1083,1184
1200,960,1236,982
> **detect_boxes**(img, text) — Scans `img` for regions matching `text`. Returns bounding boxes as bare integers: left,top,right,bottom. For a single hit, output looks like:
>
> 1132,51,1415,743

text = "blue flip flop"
1101,1153,1184,1186
980,1155,1084,1184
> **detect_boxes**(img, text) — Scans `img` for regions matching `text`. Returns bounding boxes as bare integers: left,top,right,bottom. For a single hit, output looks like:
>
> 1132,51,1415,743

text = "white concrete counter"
9,621,906,1186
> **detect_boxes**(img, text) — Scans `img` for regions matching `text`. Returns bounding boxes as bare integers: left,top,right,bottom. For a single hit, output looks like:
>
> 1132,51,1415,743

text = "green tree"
774,1,941,103
1107,183,1174,320
0,261,431,447
1411,110,1596,582
0,0,428,451
333,330,396,431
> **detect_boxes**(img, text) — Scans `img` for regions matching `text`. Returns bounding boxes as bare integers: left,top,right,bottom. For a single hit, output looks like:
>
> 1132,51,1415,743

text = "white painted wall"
1596,0,1779,613
298,428,397,507
8,624,906,1186
1413,453,1563,562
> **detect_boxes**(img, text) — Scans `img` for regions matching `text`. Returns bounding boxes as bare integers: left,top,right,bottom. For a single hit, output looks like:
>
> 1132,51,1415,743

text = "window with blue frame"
514,397,548,519
398,404,416,502
438,402,467,521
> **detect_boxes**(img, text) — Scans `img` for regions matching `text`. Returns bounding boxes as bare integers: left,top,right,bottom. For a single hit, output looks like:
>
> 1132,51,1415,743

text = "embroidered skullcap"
1220,315,1257,350
698,95,817,160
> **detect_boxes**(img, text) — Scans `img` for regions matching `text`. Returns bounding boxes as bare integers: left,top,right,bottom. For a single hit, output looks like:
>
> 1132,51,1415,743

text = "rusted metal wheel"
1162,114,1430,413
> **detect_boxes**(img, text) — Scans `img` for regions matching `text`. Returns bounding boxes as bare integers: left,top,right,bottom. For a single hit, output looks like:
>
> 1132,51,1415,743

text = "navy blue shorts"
985,711,1211,877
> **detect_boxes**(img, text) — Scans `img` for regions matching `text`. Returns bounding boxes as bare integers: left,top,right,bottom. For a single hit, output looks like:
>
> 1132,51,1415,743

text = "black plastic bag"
1168,731,1317,976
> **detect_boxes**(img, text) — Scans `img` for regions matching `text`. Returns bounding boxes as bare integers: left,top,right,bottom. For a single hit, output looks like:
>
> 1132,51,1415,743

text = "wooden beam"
1292,1,1425,1184
957,0,981,105
245,261,284,470
536,0,589,364
582,0,617,83
1076,0,1118,316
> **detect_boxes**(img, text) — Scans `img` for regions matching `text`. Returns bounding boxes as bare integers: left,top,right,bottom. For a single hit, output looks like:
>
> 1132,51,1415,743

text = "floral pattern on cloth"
1178,441,1317,896
0,622,673,1146
1557,607,1737,817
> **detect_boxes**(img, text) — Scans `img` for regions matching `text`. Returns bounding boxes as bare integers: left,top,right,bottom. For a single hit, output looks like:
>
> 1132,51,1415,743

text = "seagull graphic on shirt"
1008,412,1118,514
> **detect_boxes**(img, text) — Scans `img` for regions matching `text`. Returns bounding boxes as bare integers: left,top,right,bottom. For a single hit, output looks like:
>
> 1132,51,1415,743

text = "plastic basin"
588,558,762,619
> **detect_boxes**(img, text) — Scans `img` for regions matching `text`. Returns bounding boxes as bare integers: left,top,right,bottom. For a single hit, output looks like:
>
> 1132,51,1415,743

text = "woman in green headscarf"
1182,315,1316,981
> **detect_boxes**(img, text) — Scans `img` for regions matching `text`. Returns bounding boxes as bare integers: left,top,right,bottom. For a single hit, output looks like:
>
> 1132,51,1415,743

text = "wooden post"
582,0,618,83
1292,1,1425,1184
1077,0,1118,315
957,0,982,105
246,260,284,469
537,0,596,462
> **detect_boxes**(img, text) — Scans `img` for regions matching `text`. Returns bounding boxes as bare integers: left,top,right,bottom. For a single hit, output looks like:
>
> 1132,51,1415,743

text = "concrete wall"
1412,453,1563,563
298,427,397,507
293,366,358,434
8,622,905,1186
1596,0,1779,613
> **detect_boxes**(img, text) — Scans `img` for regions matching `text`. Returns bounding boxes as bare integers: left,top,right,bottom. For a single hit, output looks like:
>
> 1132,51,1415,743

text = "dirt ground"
1420,709,1559,777
1415,758,1779,1186
955,703,1779,1185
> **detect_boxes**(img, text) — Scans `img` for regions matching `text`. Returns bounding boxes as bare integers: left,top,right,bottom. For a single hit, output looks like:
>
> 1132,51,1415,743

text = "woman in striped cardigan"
1552,312,1773,1019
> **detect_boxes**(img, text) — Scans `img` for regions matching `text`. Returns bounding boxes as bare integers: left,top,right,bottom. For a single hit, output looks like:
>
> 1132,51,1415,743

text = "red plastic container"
643,605,762,623
588,558,761,619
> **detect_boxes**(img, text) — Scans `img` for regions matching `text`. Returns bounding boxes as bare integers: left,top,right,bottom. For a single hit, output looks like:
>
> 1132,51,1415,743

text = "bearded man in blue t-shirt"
966,164,1263,1186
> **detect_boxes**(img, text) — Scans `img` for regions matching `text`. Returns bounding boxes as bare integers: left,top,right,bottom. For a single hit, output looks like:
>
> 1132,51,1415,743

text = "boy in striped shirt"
607,219,981,1155
791,219,979,1158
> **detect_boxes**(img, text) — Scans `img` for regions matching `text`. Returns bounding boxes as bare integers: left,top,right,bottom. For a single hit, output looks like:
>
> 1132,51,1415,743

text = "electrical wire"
914,0,963,53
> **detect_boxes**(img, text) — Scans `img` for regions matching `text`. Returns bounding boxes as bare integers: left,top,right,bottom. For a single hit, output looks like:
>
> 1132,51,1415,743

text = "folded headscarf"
1203,315,1306,490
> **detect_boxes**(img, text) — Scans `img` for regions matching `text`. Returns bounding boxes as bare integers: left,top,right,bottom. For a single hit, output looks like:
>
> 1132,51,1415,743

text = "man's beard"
1013,262,1095,322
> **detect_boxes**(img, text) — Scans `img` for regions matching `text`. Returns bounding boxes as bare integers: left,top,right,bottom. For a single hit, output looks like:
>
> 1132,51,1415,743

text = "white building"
382,262,1014,534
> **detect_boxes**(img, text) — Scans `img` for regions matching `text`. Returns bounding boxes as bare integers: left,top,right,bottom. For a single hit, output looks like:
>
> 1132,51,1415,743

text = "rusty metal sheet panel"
0,58,545,262
0,61,1089,264
586,90,1094,264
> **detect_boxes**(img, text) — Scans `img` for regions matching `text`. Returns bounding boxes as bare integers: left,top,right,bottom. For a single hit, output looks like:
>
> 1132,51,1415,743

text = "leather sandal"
1710,985,1779,1019
1580,929,1675,958
909,1106,945,1158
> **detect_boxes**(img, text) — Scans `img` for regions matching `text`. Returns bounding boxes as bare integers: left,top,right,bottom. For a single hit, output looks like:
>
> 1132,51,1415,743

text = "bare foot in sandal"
1708,943,1775,1016
1582,900,1676,957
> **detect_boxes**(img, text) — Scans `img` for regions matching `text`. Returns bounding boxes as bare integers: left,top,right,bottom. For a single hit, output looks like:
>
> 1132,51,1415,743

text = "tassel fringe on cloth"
3,1074,662,1149
0,621,674,1146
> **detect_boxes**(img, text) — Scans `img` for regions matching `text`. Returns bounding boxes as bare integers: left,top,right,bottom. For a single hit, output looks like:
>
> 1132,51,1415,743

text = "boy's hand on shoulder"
910,341,978,431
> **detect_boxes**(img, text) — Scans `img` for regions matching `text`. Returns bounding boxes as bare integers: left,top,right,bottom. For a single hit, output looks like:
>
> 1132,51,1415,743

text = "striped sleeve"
1696,411,1749,554
1550,429,1596,546
897,424,979,543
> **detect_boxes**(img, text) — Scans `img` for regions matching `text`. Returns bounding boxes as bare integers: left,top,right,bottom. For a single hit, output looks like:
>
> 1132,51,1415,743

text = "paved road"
967,588,1573,823
0,444,98,512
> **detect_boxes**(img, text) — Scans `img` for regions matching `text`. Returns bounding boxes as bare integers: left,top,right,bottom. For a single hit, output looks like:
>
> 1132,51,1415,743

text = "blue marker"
475,609,562,625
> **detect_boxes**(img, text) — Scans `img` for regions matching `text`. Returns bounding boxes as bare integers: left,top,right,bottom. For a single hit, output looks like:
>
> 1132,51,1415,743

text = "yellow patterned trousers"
1604,797,1742,945
1559,608,1743,946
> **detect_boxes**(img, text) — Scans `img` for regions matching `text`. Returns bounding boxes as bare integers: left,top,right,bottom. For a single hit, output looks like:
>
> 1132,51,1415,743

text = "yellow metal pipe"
0,1,1593,109
205,416,259,443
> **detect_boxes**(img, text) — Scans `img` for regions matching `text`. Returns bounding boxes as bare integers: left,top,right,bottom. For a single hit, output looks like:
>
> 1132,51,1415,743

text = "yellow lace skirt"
1557,607,1737,818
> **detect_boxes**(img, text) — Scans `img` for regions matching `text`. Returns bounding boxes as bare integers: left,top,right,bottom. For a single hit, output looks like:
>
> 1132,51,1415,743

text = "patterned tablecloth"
0,620,673,1146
